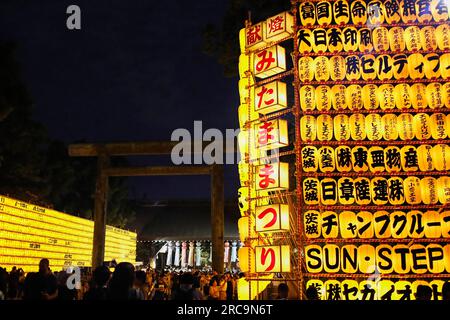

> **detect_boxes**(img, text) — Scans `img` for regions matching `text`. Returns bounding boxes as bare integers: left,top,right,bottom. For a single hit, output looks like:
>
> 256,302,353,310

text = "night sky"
0,0,239,200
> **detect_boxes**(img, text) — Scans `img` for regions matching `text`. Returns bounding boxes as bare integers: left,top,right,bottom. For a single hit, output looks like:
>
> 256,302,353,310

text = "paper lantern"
421,178,439,205
254,81,287,115
356,211,374,238
378,280,396,300
392,281,413,300
297,29,313,53
374,211,392,237
394,84,412,109
265,12,294,42
368,146,385,172
329,55,346,81
407,211,425,238
424,53,441,80
323,244,340,273
302,146,318,173
365,113,383,141
440,53,450,79
349,113,366,140
338,177,356,204
300,115,317,141
237,275,272,300
340,279,359,300
238,130,249,157
376,245,394,274
367,0,385,24
318,147,336,173
245,23,266,50
342,27,359,52
350,0,367,25
416,0,434,22
420,26,438,51
320,178,338,205
377,55,394,81
333,0,350,25
255,245,290,273
238,186,254,215
314,56,330,81
378,84,395,110
238,103,258,129
358,280,377,300
445,244,450,273
413,113,432,140
346,85,363,111
448,113,450,137
306,280,325,300
436,23,450,50
358,28,373,52
372,178,389,205
354,177,372,205
321,211,339,238
238,216,257,243
404,26,422,51
254,45,286,79
238,53,253,79
373,27,389,52
255,204,289,233
362,84,379,110
300,85,315,111
409,245,428,274
384,146,402,172
382,114,398,141
298,56,315,82
433,144,450,171
357,244,376,274
432,0,449,21
255,162,289,192
315,85,331,111
441,211,450,238
429,280,445,300
392,244,412,274
340,246,358,275
316,1,333,25
408,53,425,80
305,245,323,273
397,113,415,140
299,2,316,26
238,161,250,186
317,114,334,141
427,83,444,109
238,77,254,105
417,144,435,171
390,211,409,239
312,28,328,53
254,119,288,151
410,83,428,109
303,178,320,205
335,145,352,172
327,27,343,52
304,210,321,238
392,54,410,80
339,211,357,239
334,114,350,141
427,244,446,273
389,27,405,51
351,146,369,172
360,54,377,80
345,55,360,80
388,177,405,205
404,176,422,204
437,177,450,204
238,246,255,273
239,28,246,53
331,85,348,110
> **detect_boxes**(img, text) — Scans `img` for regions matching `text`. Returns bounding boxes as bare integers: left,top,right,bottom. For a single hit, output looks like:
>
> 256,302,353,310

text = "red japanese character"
261,248,276,272
268,15,284,34
258,121,275,145
258,164,276,189
255,50,275,72
247,25,262,46
256,86,274,109
258,207,278,229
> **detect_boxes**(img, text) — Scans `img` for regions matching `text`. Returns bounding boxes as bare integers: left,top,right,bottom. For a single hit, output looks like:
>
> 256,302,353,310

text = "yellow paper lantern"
265,12,295,42
416,0,434,22
358,28,373,52
387,177,405,205
327,27,343,53
426,243,446,273
345,55,360,80
392,244,412,274
392,281,413,300
238,216,257,243
306,280,325,300
377,280,396,300
300,85,316,111
317,114,334,141
238,53,253,79
255,162,289,191
357,244,376,273
440,53,450,79
298,56,315,82
320,178,337,205
342,27,359,52
362,84,379,110
253,45,286,79
315,85,331,111
331,85,348,110
335,145,352,172
341,279,359,300
350,0,367,25
432,144,450,171
312,28,328,53
365,113,383,141
333,0,350,25
238,246,255,273
437,176,450,204
378,84,396,110
442,82,450,108
409,245,428,274
436,23,450,50
421,178,439,205
368,146,385,172
298,28,313,53
338,177,356,204
255,245,290,273
390,211,409,238
360,54,377,80
376,55,393,80
441,211,450,238
389,26,405,51
349,113,366,140
238,161,250,185
410,83,428,109
374,211,391,237
303,178,320,205
367,0,385,24
245,22,266,51
373,27,389,52
316,1,333,26
424,53,441,79
408,53,425,80
356,211,374,238
420,26,438,51
255,204,289,233
339,211,357,239
394,84,412,109
397,113,415,140
413,113,432,140
323,244,340,273
254,119,289,151
432,0,449,21
401,146,419,172
318,146,336,173
304,210,321,238
239,28,246,53
417,144,435,171
300,115,317,141
427,83,444,109
376,245,394,274
329,55,346,81
407,211,425,238
382,114,398,141
346,85,363,111
321,211,339,238
254,81,287,115
404,26,422,51
314,56,330,81
299,2,316,26
445,244,450,273
302,146,318,173
341,246,358,275
238,77,254,105
430,113,448,139
384,146,402,173
354,177,372,205
429,280,445,300
305,245,323,273
334,114,350,141
237,275,272,300
392,54,409,80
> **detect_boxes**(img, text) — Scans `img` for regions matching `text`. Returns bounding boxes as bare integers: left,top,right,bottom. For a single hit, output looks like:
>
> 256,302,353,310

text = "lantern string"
303,204,450,211
298,48,450,58
297,78,450,86
297,20,449,31
301,107,450,116
303,273,450,279
299,139,450,146
303,171,450,177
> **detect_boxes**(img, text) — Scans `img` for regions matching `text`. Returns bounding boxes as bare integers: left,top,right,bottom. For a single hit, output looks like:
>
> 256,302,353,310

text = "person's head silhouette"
415,285,432,301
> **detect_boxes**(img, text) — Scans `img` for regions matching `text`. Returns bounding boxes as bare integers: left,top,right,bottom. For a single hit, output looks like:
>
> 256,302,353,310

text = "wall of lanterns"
0,195,136,272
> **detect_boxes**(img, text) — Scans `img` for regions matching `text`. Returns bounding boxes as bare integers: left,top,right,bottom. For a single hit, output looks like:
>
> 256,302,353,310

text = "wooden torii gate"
68,141,224,273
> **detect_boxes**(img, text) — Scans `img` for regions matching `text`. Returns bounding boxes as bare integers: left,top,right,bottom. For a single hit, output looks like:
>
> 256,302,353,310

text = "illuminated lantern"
238,103,258,129
392,281,413,300
320,178,337,205
254,81,287,115
417,144,435,171
430,113,448,139
299,2,316,26
327,28,343,53
338,177,356,204
253,45,286,79
254,119,288,150
377,280,396,300
372,181,389,206
298,56,315,82
354,177,372,205
341,280,359,300
365,113,383,141
427,83,444,109
392,54,409,80
408,53,425,80
350,0,367,25
300,85,316,111
238,130,249,158
390,211,409,238
238,246,255,273
306,280,325,300
238,216,257,242
410,83,428,109
314,56,330,81
316,1,333,26
335,146,353,172
315,85,331,111
298,29,313,53
437,176,450,204
349,113,366,140
331,85,348,110
433,144,450,171
317,114,334,141
407,211,425,238
424,54,441,79
342,27,359,52
409,245,428,274
394,84,412,109
346,85,363,111
420,26,438,51
239,28,246,53
237,276,272,300
255,245,290,273
441,211,450,238
401,146,419,172
360,55,377,80
442,82,450,108
429,280,445,300
440,53,450,79
358,281,377,300
302,146,318,173
255,204,289,233
368,146,386,172
265,12,294,42
329,56,346,81
397,113,415,140
432,0,449,21
376,245,394,274
341,246,359,274
384,146,402,173
436,24,450,50
413,113,432,140
376,55,393,80
334,114,350,141
305,245,323,273
356,211,374,238
318,147,336,173
392,244,412,274
245,23,266,50
321,211,339,238
424,211,443,238
357,245,376,274
404,26,422,51
367,0,385,25
345,55,360,80
362,84,379,110
373,27,389,52
303,178,320,205
358,28,373,52
238,161,250,186
382,114,398,141
304,210,321,238
388,177,405,205
238,77,254,105
312,28,328,53
416,0,433,22
255,162,289,191
421,178,439,205
238,53,253,79
333,0,350,25
323,245,340,273
300,115,317,141
384,0,402,23
378,84,395,110
238,186,254,215
446,244,450,273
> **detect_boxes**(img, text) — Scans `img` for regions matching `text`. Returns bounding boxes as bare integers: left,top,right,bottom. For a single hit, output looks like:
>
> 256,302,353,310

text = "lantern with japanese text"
254,119,288,151
421,177,439,205
329,56,346,81
255,162,289,191
317,114,334,141
265,12,294,42
350,113,366,140
300,85,315,111
430,113,448,139
301,115,317,141
299,2,316,26
339,211,357,239
397,113,415,140
238,246,255,273
315,85,332,111
334,114,350,141
245,23,266,50
255,245,291,273
254,45,286,79
254,81,287,115
304,210,321,238
302,146,318,172
331,85,348,110
298,56,315,82
255,204,290,233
